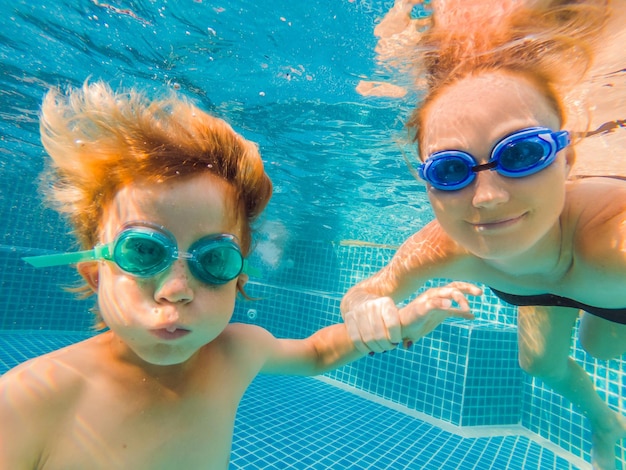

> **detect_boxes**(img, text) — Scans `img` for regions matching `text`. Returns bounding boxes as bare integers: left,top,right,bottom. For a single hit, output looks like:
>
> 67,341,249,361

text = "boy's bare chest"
40,374,244,470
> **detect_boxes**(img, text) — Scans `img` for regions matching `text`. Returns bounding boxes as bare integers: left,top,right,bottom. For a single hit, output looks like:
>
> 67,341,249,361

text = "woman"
343,1,626,468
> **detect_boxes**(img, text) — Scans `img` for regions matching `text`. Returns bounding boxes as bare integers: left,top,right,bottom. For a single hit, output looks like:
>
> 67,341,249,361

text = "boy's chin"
131,343,203,368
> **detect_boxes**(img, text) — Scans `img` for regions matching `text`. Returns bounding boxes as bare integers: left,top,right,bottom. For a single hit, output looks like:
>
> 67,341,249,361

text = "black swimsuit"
489,288,626,325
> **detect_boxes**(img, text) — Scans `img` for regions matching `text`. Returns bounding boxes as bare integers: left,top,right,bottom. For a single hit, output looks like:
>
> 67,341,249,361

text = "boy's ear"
77,261,100,291
237,273,249,290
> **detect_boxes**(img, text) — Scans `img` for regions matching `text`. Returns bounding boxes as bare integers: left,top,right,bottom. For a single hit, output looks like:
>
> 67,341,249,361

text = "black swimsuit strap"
489,288,626,325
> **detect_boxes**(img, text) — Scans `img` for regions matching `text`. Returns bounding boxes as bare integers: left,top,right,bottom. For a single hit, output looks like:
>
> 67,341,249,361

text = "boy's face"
80,172,245,367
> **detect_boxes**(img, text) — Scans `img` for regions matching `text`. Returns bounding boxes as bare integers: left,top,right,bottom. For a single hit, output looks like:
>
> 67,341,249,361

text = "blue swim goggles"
418,127,571,191
23,222,245,285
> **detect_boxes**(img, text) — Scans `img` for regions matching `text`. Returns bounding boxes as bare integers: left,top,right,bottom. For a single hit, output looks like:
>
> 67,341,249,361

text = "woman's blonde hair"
405,0,609,149
39,81,272,320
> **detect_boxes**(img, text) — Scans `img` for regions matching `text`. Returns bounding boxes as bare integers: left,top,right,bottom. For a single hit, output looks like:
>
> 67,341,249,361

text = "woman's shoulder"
402,219,467,253
393,219,474,275
565,177,626,262
565,177,626,220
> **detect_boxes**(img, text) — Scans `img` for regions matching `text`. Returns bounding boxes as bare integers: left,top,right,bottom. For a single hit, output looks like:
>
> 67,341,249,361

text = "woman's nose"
154,259,194,304
471,170,510,208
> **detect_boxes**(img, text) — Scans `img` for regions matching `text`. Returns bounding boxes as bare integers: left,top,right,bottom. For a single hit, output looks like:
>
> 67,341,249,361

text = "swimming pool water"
2,239,624,468
0,0,429,245
0,1,624,468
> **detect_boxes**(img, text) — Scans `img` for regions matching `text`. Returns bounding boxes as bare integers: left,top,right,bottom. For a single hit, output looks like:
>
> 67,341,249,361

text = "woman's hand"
343,281,482,354
399,281,482,346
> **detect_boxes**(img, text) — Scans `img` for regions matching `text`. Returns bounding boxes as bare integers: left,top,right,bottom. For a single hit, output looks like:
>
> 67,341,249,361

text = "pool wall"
1,236,624,467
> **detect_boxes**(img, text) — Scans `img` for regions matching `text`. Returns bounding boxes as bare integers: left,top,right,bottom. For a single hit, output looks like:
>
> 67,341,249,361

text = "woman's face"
420,72,572,261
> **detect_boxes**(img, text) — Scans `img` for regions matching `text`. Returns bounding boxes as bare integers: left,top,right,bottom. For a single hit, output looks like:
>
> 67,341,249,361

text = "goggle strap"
555,130,571,150
471,160,498,173
23,243,113,268
23,248,99,268
405,156,423,182
242,260,261,278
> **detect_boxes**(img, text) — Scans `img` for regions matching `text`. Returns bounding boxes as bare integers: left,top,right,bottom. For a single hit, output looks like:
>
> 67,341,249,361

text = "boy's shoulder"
0,335,101,462
215,322,276,354
210,322,279,371
0,335,100,405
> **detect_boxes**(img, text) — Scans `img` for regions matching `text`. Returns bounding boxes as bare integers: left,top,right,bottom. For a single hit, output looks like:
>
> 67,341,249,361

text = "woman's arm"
340,221,471,351
341,222,455,310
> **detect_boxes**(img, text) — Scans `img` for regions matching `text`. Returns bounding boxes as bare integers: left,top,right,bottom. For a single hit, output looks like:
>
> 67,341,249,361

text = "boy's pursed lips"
150,326,191,340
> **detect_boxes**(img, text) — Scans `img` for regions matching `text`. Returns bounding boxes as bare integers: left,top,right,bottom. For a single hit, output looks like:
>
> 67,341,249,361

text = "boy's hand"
343,282,482,355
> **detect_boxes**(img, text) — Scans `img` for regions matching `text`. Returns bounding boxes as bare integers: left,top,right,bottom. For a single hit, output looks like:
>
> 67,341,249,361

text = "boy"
0,81,480,469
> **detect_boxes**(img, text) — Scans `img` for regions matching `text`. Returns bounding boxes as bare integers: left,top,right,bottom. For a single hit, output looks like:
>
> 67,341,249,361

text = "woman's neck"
483,219,573,279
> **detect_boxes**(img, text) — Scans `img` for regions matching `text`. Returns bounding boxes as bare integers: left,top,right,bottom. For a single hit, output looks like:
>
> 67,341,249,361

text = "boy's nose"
471,170,510,208
154,259,194,304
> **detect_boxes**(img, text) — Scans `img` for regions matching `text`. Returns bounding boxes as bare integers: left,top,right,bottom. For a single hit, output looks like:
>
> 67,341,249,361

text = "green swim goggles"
23,222,245,285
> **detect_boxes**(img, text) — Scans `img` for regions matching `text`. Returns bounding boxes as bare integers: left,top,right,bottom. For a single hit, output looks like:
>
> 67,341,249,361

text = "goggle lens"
114,229,174,276
430,156,472,185
190,239,244,284
498,139,549,172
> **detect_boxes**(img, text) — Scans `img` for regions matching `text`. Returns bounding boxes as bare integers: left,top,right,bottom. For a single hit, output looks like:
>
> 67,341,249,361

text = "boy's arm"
0,400,29,469
249,322,365,377
249,282,481,377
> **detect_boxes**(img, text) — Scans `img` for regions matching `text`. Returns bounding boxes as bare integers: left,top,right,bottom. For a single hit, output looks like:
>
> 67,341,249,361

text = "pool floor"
0,331,588,469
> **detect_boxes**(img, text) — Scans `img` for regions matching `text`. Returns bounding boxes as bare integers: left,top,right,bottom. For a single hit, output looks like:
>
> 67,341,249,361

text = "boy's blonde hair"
40,81,272,306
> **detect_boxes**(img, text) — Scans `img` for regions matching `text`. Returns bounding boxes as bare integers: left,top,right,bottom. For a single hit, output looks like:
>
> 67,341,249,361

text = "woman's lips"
150,328,191,340
471,213,526,232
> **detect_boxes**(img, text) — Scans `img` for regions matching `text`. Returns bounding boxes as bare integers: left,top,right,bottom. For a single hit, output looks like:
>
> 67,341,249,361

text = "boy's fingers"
343,297,405,355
